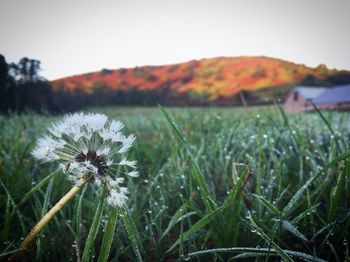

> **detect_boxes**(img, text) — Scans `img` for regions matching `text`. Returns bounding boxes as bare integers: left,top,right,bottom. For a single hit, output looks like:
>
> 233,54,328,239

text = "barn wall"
284,91,310,113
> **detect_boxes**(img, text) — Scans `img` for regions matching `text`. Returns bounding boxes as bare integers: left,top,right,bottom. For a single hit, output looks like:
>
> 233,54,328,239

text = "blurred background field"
1,106,350,261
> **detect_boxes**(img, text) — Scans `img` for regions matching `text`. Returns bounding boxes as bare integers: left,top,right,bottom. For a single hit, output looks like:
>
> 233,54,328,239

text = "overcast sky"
1,0,349,80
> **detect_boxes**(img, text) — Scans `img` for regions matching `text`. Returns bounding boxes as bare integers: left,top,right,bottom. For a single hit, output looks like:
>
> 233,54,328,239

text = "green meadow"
1,106,350,261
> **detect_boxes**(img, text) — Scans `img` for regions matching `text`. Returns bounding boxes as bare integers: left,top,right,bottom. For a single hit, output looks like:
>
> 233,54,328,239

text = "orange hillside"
52,56,336,99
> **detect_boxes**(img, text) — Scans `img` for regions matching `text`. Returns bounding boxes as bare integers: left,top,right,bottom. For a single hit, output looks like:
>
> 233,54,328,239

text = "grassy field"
0,106,350,261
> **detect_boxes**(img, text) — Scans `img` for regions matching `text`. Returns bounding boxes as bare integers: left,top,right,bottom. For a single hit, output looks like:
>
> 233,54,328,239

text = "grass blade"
15,169,61,215
282,150,350,216
160,203,190,240
36,178,54,258
252,194,281,216
159,105,216,211
248,212,293,262
166,205,223,254
282,220,308,242
76,183,88,249
328,164,347,222
187,247,326,262
97,207,118,262
120,209,143,262
82,186,106,262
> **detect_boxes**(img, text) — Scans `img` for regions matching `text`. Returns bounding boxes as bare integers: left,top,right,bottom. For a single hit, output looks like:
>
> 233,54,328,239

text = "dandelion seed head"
32,112,138,208
119,134,136,153
107,188,129,207
119,157,137,168
128,170,139,177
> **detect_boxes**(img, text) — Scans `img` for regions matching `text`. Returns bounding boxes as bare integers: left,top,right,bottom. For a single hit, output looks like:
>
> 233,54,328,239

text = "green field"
1,106,350,261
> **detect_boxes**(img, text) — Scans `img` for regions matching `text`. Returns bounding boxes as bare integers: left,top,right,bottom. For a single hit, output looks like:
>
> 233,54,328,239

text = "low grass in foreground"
0,106,350,261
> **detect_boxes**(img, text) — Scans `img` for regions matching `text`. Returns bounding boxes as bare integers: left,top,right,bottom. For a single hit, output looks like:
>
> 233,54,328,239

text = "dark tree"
10,57,41,83
0,55,13,111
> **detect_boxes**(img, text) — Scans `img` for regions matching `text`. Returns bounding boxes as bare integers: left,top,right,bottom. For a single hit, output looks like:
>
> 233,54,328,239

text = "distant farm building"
284,85,350,112
313,85,350,110
284,86,325,113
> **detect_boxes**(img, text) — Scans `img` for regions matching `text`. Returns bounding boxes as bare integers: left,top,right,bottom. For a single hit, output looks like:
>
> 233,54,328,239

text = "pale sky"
1,0,349,80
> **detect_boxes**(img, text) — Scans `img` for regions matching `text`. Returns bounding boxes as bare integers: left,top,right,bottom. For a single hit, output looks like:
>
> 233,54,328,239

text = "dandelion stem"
9,178,89,261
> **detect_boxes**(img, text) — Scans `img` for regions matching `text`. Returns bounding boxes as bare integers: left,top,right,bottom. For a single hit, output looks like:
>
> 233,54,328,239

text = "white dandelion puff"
106,158,114,166
32,112,138,208
84,113,108,131
107,188,129,207
119,158,137,168
96,146,111,156
31,135,62,162
110,120,124,133
119,134,136,153
127,170,139,177
108,177,125,186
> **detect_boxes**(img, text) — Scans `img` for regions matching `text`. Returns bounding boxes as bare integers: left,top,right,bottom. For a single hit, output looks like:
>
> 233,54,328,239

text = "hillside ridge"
52,56,348,101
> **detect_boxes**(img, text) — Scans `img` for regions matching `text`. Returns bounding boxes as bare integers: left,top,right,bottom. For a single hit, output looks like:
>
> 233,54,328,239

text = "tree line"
0,54,57,113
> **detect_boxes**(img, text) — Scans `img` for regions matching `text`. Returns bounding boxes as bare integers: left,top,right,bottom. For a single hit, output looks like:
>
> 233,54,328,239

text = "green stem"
82,185,107,262
97,207,118,262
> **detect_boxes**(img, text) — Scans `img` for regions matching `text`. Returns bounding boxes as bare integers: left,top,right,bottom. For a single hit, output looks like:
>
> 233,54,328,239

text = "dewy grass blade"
0,249,24,258
292,203,320,224
166,205,223,254
97,207,118,262
0,196,10,242
160,203,188,241
0,178,26,234
281,220,308,242
252,194,281,216
82,185,107,262
159,105,216,211
120,209,143,262
36,178,54,258
187,247,326,262
76,184,88,244
311,102,335,134
311,102,346,150
328,165,346,223
248,212,293,262
282,150,350,216
12,169,61,218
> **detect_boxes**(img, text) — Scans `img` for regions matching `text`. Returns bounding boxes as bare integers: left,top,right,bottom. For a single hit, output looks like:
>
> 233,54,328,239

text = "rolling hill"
52,56,349,105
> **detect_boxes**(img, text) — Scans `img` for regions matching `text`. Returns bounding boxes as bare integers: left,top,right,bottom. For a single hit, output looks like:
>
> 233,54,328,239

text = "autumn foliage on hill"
52,56,345,102
2,55,350,113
